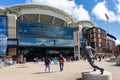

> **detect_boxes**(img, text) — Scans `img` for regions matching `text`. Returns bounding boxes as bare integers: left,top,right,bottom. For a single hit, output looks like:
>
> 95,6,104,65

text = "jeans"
45,64,50,72
59,63,64,71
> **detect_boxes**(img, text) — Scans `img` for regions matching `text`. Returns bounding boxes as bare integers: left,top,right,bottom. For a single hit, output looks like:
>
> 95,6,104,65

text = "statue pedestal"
116,55,120,65
81,70,112,80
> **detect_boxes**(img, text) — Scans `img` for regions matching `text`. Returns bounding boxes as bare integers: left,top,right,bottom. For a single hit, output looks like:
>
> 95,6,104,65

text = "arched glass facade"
17,20,75,47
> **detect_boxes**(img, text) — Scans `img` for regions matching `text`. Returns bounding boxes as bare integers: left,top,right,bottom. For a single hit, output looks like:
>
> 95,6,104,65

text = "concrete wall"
73,25,83,60
7,14,17,38
7,14,17,56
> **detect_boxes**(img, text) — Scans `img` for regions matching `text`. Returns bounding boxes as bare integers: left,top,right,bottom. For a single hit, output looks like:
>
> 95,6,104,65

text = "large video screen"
0,16,7,55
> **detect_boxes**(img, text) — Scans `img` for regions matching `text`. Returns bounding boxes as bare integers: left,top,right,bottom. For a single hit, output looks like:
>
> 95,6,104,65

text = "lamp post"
105,13,109,33
105,13,109,53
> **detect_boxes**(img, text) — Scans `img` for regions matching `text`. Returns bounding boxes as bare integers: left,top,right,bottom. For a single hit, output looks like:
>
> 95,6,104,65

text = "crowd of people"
43,54,65,72
0,42,118,75
2,43,118,75
32,54,65,72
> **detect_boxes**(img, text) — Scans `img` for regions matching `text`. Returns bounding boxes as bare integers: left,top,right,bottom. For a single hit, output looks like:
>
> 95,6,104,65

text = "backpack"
59,57,64,63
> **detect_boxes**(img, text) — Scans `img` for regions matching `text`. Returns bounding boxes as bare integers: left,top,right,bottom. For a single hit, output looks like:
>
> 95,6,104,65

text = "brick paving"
0,60,119,80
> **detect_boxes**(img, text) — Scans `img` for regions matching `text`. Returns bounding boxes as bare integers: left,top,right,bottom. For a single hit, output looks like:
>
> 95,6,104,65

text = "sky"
0,0,120,45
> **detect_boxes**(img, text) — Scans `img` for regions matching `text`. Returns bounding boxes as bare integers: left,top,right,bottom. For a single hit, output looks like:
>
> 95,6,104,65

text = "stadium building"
0,4,116,61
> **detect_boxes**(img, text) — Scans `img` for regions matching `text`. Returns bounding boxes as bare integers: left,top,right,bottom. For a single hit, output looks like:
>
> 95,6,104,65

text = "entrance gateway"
17,20,75,61
18,47,74,61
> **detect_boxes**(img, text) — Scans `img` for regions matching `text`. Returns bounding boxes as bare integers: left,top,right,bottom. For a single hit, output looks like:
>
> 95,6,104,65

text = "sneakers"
100,69,104,74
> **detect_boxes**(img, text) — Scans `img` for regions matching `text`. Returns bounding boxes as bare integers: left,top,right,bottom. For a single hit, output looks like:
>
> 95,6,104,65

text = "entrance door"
18,47,47,61
18,47,74,62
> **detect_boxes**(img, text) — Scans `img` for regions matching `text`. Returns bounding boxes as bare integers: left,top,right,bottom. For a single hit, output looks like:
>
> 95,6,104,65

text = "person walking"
81,43,104,74
44,56,50,72
54,57,58,65
36,57,39,63
33,57,36,63
58,54,64,71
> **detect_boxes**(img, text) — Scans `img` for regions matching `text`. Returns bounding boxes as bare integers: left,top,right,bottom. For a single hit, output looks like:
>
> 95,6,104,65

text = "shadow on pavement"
111,64,120,67
16,64,29,68
32,71,60,74
76,78,82,80
17,66,29,68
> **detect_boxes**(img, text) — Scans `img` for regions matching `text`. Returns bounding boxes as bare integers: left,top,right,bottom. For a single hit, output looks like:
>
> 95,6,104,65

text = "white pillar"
73,25,83,60
7,14,17,56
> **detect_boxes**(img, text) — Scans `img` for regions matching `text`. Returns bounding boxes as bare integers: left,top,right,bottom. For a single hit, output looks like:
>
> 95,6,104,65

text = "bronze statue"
81,43,104,74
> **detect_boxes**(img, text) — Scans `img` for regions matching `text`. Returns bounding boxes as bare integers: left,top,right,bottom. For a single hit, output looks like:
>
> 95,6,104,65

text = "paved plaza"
0,60,119,80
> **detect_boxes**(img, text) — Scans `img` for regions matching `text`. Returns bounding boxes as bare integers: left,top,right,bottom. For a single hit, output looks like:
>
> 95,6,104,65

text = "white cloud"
91,1,117,22
115,39,120,45
92,0,120,23
115,0,120,22
72,5,90,20
25,0,90,21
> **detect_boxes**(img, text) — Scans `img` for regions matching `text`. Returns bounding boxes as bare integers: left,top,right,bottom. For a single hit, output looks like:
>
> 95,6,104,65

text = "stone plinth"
81,70,112,80
116,55,120,65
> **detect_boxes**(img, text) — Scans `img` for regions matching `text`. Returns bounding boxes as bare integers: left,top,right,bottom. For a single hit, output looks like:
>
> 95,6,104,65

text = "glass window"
98,34,101,38
99,43,102,47
0,16,7,37
91,34,94,38
19,37,74,47
17,20,75,39
99,38,101,42
79,39,86,46
0,16,7,55
55,39,74,46
109,42,113,50
91,29,94,33
98,29,101,33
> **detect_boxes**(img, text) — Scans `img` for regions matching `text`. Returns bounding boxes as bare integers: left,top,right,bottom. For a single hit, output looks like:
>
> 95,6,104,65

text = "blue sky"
0,0,120,45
